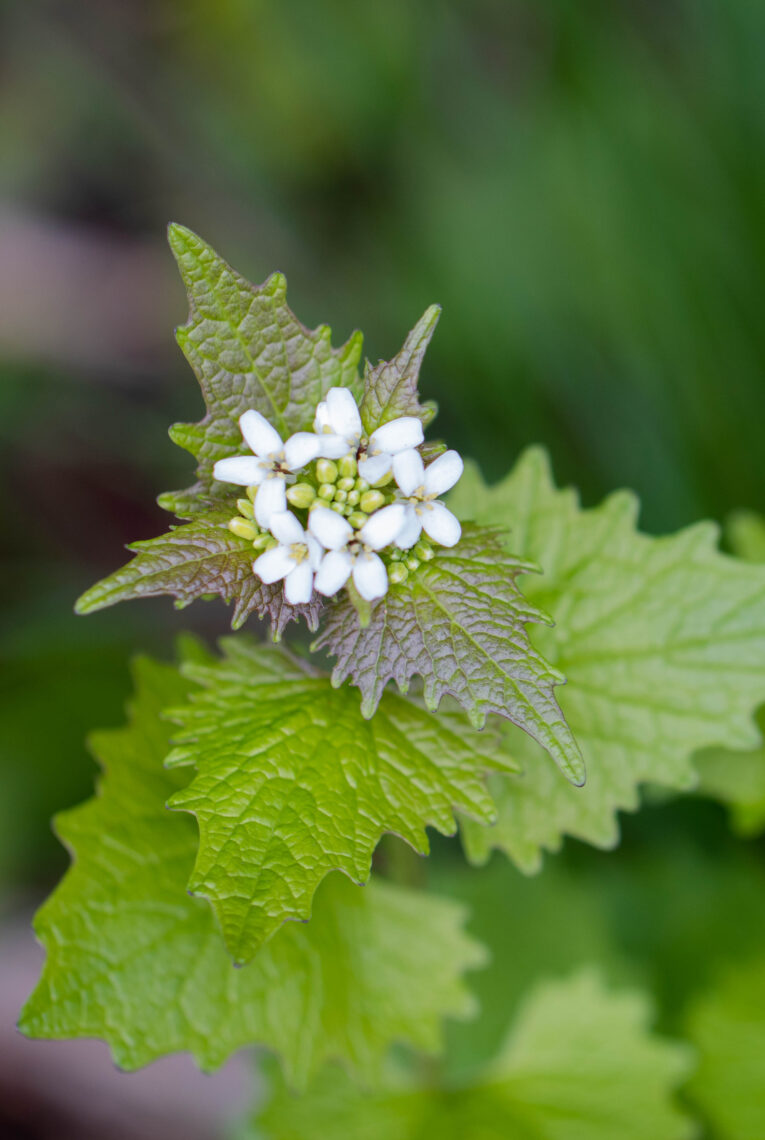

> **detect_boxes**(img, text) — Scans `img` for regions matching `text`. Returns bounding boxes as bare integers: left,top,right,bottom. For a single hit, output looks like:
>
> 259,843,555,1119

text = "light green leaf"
256,972,694,1140
451,448,765,870
74,509,323,638
165,224,363,516
315,524,584,783
19,653,487,1087
165,637,510,963
685,956,765,1140
359,304,439,434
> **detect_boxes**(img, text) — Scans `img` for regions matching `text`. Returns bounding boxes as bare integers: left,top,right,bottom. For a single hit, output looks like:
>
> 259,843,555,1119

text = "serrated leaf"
19,653,487,1087
165,637,510,964
359,304,440,434
75,510,322,639
314,523,583,784
166,224,363,515
685,956,765,1139
255,972,694,1140
451,448,765,870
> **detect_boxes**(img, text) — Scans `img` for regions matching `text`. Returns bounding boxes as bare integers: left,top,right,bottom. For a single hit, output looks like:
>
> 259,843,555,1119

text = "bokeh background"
2,1,764,1136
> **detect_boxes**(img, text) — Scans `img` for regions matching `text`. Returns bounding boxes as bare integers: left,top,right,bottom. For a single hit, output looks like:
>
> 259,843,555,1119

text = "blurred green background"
1,1,764,1136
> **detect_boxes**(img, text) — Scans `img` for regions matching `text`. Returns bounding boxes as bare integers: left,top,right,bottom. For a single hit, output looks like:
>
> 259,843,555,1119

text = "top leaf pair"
75,225,583,782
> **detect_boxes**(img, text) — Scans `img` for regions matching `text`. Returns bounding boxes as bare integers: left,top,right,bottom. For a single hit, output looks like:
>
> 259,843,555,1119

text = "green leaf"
685,956,765,1139
451,448,765,870
74,510,323,638
314,523,583,783
19,653,487,1087
165,224,363,516
359,304,440,434
165,637,511,963
255,972,694,1140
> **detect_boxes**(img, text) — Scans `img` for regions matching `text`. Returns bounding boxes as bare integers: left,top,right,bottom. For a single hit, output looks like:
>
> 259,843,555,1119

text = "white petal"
352,552,388,601
213,455,264,486
253,545,295,583
317,434,351,460
370,416,424,455
284,431,323,470
254,476,287,527
326,386,362,438
359,503,406,551
424,450,464,497
308,505,353,551
392,448,425,496
306,534,323,570
394,505,422,549
239,409,283,458
314,550,353,596
422,502,461,547
284,561,313,605
357,452,391,484
314,401,330,432
269,509,304,545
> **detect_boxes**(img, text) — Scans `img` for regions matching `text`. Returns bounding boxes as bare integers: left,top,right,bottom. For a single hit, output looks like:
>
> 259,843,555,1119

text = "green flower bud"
337,476,355,492
388,562,409,585
372,470,394,488
355,478,370,494
237,497,255,519
228,517,258,541
346,490,360,506
414,541,434,562
246,484,259,503
360,489,386,514
348,511,369,530
389,548,402,561
316,458,338,484
318,483,336,501
405,556,421,572
286,482,316,509
265,537,279,550
338,454,357,479
330,501,346,514
252,533,271,551
334,488,348,503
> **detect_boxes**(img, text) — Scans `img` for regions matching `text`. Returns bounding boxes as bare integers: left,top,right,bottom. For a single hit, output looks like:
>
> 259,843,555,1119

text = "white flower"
313,386,424,483
309,502,406,601
392,449,463,549
252,511,322,605
213,409,323,528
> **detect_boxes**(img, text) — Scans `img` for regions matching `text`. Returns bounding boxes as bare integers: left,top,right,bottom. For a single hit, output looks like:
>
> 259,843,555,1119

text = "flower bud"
330,501,346,514
318,483,336,501
346,490,360,506
372,470,394,488
337,454,357,479
348,511,369,530
286,482,316,509
414,541,434,562
237,498,255,519
316,458,338,484
355,478,370,494
334,488,348,503
228,517,258,541
337,476,355,492
405,555,421,572
388,563,409,585
360,490,386,514
246,484,259,503
252,533,271,551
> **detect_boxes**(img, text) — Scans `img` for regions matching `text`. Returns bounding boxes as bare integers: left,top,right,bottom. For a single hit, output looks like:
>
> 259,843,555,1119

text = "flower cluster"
213,388,463,604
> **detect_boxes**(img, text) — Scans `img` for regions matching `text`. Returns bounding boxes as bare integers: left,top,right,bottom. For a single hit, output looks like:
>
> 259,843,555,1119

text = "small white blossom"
252,510,322,605
313,387,424,483
213,410,323,528
309,502,406,601
392,449,463,549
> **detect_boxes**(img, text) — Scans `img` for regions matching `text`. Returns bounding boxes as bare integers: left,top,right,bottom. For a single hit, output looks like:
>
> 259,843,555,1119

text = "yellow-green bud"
286,482,316,509
388,563,409,585
346,489,360,506
252,533,271,551
318,483,336,501
372,470,394,488
265,537,279,550
348,511,369,530
237,497,255,519
355,478,370,494
228,517,258,541
405,555,421,572
334,488,348,503
360,489,386,514
330,501,346,514
414,541,434,562
316,458,338,484
246,484,258,503
337,476,355,492
338,454,357,478
389,548,402,561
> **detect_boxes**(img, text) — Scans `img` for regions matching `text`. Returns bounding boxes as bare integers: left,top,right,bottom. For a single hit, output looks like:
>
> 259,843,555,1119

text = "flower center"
289,542,310,563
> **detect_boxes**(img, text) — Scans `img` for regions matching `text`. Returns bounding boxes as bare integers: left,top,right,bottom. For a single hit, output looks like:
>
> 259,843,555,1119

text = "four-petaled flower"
252,510,322,604
314,387,424,484
213,410,323,527
392,449,464,549
309,503,406,601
